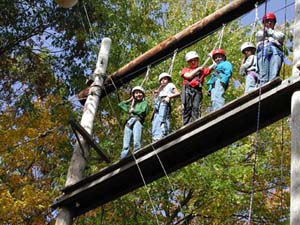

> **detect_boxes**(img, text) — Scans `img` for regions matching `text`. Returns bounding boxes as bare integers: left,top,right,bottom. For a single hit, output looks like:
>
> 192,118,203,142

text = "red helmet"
211,48,226,59
263,12,276,23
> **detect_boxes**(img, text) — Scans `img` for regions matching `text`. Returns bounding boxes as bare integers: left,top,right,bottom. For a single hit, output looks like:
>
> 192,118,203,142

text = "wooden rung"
69,119,110,163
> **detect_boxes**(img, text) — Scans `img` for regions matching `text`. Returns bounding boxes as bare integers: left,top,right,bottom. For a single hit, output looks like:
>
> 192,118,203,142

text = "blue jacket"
207,60,233,91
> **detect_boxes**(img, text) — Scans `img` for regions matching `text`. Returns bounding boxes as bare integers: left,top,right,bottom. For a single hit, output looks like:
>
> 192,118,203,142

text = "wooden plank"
69,119,111,163
52,76,300,216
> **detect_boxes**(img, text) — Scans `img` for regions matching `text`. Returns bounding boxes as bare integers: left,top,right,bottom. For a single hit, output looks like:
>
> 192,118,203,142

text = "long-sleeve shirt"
256,28,285,48
207,60,232,91
181,67,212,87
240,55,257,76
119,99,148,124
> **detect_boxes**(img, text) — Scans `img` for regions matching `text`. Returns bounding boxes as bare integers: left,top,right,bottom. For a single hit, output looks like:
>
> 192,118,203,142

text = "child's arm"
181,66,203,80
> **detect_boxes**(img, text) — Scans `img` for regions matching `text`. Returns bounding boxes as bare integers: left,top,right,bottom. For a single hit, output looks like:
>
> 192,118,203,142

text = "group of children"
118,12,285,159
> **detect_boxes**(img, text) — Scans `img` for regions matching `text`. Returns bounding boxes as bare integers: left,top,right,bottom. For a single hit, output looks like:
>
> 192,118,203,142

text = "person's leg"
269,53,283,81
191,89,202,122
159,102,170,136
133,121,143,152
211,79,225,111
245,72,257,93
182,86,192,125
152,112,162,141
120,126,132,159
257,47,270,85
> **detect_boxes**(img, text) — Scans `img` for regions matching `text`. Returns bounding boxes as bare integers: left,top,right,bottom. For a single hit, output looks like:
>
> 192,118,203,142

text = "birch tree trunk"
55,37,112,225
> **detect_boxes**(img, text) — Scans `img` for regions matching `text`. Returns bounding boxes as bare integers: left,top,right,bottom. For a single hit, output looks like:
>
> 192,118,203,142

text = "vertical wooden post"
55,38,112,225
293,0,300,76
291,91,300,225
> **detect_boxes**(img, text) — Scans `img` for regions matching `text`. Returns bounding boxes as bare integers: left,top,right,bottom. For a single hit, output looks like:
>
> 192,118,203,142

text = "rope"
201,23,226,68
247,2,268,224
217,23,226,49
140,65,151,87
150,144,184,213
130,151,161,225
249,2,260,43
168,49,178,75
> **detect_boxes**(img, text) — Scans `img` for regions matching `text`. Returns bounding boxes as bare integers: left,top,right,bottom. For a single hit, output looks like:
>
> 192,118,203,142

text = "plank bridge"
52,76,300,217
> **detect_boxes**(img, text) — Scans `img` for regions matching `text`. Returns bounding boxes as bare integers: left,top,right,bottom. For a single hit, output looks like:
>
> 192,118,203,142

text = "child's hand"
163,96,170,103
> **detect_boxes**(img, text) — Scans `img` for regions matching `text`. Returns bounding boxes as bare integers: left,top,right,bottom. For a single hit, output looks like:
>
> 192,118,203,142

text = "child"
118,86,148,159
152,72,180,141
180,51,213,125
207,48,233,111
255,12,285,85
240,42,258,93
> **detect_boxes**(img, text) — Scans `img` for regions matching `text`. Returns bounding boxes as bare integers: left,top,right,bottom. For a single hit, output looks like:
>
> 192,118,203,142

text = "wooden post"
55,38,111,225
293,0,300,76
291,91,300,225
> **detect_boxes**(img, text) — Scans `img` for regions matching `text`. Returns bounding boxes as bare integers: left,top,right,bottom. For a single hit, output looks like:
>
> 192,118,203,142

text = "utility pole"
55,38,111,225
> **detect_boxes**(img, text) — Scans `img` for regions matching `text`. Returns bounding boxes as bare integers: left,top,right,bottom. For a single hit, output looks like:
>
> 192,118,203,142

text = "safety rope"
279,0,288,214
168,49,178,75
130,150,161,225
150,144,184,214
201,23,226,68
247,2,268,224
249,2,260,43
140,65,151,87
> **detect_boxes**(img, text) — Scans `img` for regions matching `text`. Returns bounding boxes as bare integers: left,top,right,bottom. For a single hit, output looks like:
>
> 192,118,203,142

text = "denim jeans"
257,44,283,85
245,71,258,94
120,117,142,159
211,79,225,111
152,101,170,141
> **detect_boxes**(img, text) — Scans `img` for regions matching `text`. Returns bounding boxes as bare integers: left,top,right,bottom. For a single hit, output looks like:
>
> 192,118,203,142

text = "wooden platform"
52,76,300,217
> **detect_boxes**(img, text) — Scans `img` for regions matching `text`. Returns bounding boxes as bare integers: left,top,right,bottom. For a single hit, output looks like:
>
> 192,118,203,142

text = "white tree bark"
291,91,300,225
55,38,111,225
293,0,300,76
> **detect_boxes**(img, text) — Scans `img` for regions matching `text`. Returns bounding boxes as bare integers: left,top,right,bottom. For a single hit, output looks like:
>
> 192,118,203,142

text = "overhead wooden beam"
78,0,266,101
53,76,300,217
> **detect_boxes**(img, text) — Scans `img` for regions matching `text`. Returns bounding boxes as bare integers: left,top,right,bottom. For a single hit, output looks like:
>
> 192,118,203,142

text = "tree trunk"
55,38,111,225
291,91,300,225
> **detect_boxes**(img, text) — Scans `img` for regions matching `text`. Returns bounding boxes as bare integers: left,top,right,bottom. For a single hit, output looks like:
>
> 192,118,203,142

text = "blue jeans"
245,71,258,94
152,101,170,141
211,79,225,111
121,117,142,159
257,44,283,85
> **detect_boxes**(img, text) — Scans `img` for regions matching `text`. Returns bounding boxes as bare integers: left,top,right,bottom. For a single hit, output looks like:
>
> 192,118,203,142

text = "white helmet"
185,51,199,62
131,86,145,95
159,72,172,82
240,42,256,53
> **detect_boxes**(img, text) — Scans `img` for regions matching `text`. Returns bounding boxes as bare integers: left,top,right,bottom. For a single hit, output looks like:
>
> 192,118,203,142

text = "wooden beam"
69,119,110,163
78,0,266,102
52,76,300,217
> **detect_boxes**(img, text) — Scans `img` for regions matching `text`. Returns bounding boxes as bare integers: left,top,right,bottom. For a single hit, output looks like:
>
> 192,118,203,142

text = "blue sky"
241,0,295,26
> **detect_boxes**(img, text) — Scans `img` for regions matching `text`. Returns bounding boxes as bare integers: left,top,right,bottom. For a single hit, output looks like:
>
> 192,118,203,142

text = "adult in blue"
256,12,285,85
207,49,233,111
